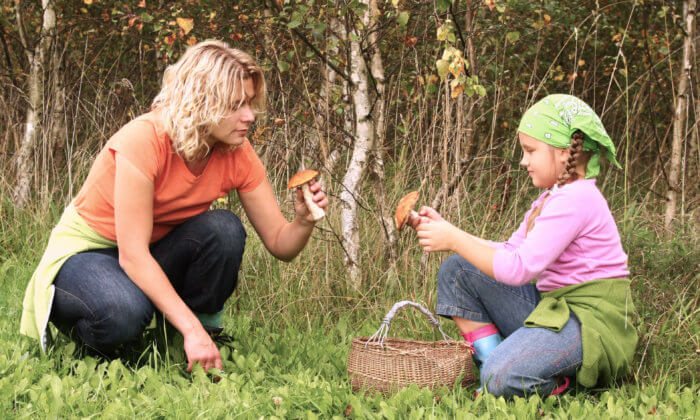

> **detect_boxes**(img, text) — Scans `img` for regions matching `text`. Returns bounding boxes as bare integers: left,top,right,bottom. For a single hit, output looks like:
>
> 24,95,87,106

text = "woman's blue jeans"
49,210,246,355
436,254,583,398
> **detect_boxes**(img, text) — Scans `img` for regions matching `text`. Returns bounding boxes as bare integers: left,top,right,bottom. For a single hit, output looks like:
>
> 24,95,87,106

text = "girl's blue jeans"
49,210,246,356
436,254,583,398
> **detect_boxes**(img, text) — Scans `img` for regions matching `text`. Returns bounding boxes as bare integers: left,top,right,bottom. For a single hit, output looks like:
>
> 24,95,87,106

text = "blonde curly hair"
152,39,266,162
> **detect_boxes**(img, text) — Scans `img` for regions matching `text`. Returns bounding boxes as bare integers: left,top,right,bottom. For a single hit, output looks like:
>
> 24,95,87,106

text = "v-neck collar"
180,151,215,181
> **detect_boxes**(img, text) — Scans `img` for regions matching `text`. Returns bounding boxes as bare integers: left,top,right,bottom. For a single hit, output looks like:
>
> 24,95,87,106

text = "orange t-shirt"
73,111,266,243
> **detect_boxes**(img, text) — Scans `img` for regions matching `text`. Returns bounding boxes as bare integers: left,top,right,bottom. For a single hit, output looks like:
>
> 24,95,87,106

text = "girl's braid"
526,130,585,235
556,130,585,188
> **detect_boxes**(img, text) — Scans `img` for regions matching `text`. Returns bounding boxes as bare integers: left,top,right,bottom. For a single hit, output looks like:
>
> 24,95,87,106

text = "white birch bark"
13,0,56,208
368,0,386,180
664,0,695,227
340,1,373,290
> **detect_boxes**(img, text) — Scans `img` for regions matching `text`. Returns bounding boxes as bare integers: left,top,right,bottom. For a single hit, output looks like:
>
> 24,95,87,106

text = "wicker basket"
347,301,475,395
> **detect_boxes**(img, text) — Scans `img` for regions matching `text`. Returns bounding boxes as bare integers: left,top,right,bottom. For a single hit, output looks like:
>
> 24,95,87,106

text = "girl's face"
518,132,568,188
208,78,256,148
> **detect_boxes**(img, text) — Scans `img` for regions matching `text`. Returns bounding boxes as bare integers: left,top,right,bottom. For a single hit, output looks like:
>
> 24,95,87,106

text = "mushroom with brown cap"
287,169,326,222
394,191,419,230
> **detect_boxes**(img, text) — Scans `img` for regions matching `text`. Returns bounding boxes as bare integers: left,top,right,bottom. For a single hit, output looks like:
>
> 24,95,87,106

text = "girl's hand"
183,328,223,373
413,206,458,252
294,180,328,225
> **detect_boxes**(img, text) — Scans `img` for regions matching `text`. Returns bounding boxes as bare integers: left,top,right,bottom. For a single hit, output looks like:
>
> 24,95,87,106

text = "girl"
20,40,328,373
409,94,637,398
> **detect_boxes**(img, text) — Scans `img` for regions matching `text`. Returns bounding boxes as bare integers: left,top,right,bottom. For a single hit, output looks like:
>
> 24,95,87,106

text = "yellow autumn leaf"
451,83,464,98
176,17,194,35
83,0,93,5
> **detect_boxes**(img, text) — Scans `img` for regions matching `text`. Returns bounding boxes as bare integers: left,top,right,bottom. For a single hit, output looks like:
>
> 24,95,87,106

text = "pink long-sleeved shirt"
490,179,629,291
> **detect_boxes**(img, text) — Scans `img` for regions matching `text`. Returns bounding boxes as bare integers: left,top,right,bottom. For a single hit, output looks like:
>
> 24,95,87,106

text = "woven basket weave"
347,301,475,395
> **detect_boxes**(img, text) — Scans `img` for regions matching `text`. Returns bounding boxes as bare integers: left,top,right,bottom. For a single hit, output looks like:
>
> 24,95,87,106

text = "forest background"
0,0,697,417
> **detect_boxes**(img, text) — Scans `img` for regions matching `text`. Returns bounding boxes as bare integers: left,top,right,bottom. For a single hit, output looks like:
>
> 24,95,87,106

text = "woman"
20,40,328,373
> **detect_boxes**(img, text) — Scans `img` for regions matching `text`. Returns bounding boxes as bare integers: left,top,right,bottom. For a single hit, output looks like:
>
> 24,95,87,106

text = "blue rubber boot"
462,324,503,396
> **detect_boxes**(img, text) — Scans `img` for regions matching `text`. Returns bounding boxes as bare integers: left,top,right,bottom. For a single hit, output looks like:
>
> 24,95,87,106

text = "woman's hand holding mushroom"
288,170,328,225
413,206,459,253
294,179,328,226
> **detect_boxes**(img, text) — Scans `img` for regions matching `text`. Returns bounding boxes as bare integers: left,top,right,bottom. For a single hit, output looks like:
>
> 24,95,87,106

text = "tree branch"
264,0,353,85
0,21,16,84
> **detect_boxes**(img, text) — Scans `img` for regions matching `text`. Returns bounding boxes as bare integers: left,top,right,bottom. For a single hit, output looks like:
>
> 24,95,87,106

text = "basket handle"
365,300,454,350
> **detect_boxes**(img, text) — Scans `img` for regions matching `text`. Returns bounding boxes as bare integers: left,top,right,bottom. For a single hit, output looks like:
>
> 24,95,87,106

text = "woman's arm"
238,177,328,261
114,153,222,373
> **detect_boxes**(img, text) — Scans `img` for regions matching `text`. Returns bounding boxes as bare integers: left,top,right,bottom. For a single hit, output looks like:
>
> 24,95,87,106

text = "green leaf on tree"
397,12,409,27
506,31,520,43
277,61,290,72
436,0,452,13
436,59,449,79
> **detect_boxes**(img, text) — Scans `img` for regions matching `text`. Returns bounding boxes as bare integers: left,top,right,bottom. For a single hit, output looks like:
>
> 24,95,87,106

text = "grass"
0,178,698,418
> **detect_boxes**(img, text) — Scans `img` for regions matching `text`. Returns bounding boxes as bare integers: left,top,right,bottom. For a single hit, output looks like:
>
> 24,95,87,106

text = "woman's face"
208,78,256,148
518,132,568,188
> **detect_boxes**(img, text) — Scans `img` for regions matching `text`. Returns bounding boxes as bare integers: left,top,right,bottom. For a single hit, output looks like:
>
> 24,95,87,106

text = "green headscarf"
517,94,621,178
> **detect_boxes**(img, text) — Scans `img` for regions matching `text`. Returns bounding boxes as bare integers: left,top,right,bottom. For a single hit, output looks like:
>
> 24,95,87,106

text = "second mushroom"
394,191,420,230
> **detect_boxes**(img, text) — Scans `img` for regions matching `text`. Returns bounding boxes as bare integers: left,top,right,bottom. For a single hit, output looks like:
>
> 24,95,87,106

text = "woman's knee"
78,294,153,350
197,210,246,256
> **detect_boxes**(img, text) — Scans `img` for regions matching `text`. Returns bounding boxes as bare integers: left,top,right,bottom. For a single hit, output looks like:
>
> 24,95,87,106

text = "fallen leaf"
164,34,176,45
82,0,93,5
187,36,197,46
485,0,496,11
176,17,194,35
274,118,285,126
138,0,146,7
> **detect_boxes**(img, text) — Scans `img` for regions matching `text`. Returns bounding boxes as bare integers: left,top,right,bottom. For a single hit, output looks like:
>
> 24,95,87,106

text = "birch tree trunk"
664,0,695,228
340,1,373,290
13,0,56,208
368,0,386,180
